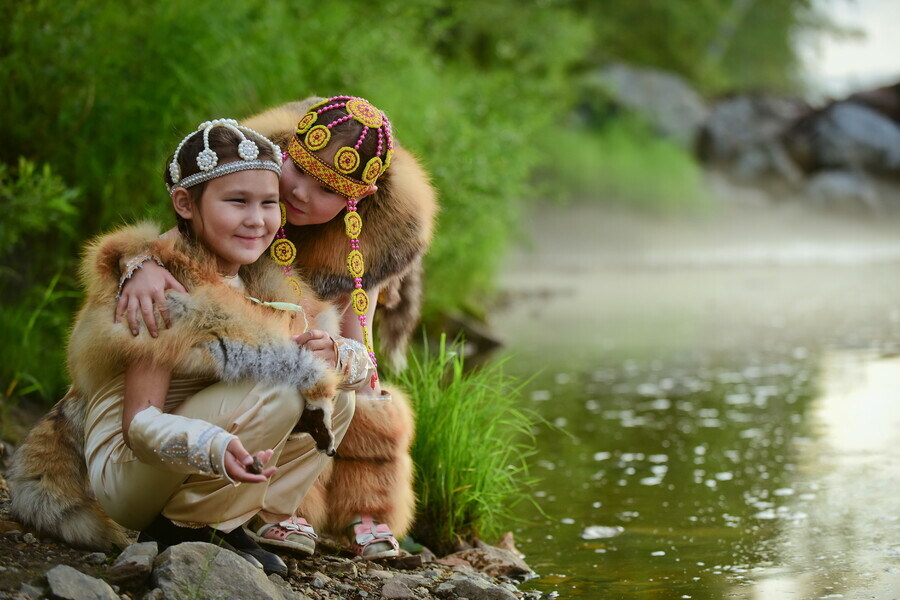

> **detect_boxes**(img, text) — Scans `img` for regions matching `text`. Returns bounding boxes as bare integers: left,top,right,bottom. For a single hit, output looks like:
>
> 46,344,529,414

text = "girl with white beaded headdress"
8,118,380,574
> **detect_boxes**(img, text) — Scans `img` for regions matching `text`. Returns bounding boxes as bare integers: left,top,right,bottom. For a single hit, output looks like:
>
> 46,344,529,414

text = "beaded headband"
286,96,394,199
167,119,282,197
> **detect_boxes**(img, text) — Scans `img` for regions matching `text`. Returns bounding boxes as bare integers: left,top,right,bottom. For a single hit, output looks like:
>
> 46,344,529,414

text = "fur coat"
8,224,340,550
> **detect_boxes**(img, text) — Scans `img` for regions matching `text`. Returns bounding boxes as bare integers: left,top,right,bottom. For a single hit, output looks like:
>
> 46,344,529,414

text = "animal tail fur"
7,389,129,551
316,384,416,538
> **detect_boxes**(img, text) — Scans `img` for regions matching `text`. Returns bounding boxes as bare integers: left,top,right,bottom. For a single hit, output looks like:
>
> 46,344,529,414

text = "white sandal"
348,515,400,559
245,515,317,556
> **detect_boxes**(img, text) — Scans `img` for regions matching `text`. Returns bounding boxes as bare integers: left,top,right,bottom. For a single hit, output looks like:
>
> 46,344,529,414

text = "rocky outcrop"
592,63,709,149
696,93,809,182
782,101,900,175
692,81,900,209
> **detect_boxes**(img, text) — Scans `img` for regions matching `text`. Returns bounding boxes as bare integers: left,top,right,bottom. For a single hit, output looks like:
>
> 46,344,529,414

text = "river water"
491,194,900,599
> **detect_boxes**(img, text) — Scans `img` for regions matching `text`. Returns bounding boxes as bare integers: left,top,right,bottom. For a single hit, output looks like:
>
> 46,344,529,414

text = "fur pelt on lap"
8,223,340,550
242,99,438,369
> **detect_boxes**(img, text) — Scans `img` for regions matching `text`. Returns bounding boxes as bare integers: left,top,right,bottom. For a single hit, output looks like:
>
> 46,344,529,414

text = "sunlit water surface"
492,201,900,599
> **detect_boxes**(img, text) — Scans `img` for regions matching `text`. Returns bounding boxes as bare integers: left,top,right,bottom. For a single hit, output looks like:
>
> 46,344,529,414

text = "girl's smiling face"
279,158,348,227
173,167,281,276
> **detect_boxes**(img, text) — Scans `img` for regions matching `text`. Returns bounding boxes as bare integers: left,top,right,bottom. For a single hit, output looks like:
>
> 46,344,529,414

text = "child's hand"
293,329,337,368
115,262,187,337
224,439,275,483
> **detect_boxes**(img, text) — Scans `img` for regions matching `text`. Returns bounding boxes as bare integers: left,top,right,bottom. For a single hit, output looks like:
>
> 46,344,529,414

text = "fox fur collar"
68,222,339,402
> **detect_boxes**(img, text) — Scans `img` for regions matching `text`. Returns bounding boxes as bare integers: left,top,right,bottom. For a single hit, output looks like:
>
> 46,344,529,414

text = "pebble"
85,551,108,565
381,580,416,599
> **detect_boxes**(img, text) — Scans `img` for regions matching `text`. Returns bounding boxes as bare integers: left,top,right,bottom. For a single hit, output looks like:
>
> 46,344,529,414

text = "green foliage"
539,118,711,212
0,1,837,406
0,160,81,421
0,158,79,258
390,337,538,554
576,0,826,94
0,272,80,432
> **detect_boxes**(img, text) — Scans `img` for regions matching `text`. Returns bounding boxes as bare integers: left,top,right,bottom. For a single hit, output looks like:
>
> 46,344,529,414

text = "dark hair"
164,125,279,238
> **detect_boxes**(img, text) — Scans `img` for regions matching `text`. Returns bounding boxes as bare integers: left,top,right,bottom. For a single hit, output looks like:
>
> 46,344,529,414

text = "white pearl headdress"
166,119,282,196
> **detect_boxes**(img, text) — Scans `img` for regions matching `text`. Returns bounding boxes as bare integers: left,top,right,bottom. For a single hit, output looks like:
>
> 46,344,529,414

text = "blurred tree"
572,0,824,92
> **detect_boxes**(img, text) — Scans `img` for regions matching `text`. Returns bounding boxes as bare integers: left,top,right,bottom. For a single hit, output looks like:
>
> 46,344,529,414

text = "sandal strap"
351,520,398,550
259,516,318,540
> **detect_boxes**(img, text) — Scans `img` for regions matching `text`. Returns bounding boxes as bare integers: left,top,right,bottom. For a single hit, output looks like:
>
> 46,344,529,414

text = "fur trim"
7,391,130,551
69,225,336,399
323,454,415,538
11,223,339,549
375,256,424,371
336,385,415,460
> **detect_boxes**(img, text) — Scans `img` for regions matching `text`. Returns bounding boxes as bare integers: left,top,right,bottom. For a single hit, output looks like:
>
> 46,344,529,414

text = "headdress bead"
328,114,354,129
270,238,297,266
346,249,365,278
269,206,302,298
345,98,384,128
344,211,363,237
335,146,361,174
362,157,383,184
237,139,259,160
296,112,317,134
354,126,369,150
305,125,331,150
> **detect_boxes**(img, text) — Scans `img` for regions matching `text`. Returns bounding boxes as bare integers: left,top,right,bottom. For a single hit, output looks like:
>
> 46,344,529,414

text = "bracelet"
116,254,165,299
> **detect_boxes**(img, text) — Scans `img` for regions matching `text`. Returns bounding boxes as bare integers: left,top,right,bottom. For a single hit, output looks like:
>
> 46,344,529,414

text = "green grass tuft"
391,336,539,555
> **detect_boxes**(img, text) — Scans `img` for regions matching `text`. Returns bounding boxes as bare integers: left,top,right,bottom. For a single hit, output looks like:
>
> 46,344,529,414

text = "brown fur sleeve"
79,222,166,301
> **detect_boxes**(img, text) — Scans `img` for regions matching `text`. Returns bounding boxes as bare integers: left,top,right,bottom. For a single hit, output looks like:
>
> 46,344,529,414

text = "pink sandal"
246,515,317,556
349,515,400,559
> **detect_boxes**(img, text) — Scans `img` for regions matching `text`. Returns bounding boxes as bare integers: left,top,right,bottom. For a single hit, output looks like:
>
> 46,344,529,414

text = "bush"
390,337,538,554
0,159,81,429
538,117,711,212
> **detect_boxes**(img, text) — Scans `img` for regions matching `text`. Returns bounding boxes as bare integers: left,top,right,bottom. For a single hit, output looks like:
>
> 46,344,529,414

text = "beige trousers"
84,376,355,532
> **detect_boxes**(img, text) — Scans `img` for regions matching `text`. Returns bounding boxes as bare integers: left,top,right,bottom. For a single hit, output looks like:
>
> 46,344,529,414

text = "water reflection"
746,350,900,599
506,344,900,598
493,203,900,597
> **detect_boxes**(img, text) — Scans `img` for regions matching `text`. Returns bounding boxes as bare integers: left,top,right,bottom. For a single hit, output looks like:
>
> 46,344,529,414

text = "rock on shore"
0,469,543,600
